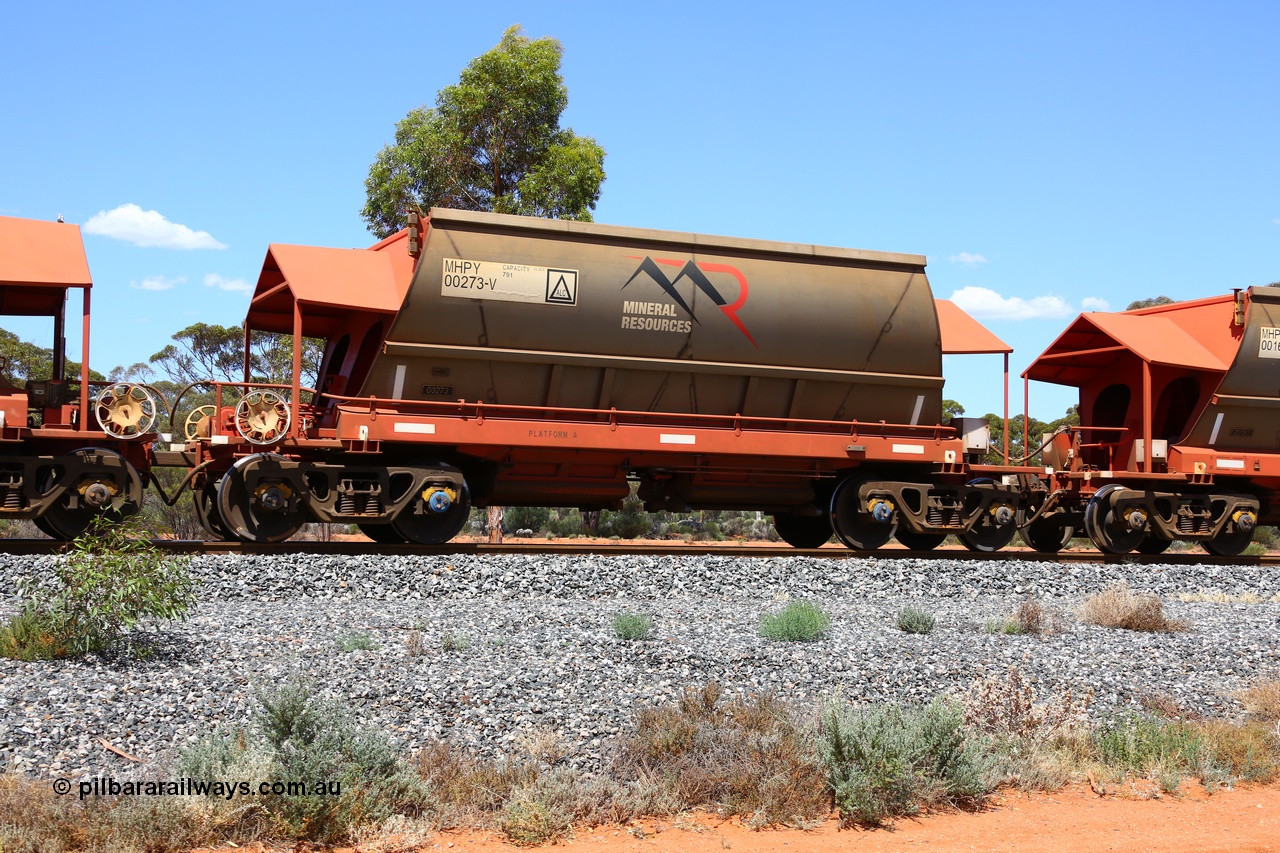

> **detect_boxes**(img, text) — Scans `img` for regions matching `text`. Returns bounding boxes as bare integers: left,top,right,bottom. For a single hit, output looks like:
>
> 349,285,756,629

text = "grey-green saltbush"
819,697,993,826
612,612,654,641
337,631,376,652
178,680,425,844
760,601,831,642
896,605,936,635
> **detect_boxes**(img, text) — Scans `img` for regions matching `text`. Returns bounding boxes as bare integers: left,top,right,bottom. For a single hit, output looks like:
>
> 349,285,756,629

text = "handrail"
319,393,959,440
168,380,320,435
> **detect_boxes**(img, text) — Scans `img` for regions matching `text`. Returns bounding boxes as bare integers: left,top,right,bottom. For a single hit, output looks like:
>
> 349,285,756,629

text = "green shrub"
598,495,651,539
441,630,471,651
895,605,936,634
1092,713,1209,783
1252,525,1279,549
500,789,572,846
1091,713,1279,786
337,632,376,652
548,510,585,538
819,698,994,827
720,513,774,540
760,601,831,642
611,612,653,641
1,516,195,659
0,607,70,660
215,679,426,844
502,506,552,536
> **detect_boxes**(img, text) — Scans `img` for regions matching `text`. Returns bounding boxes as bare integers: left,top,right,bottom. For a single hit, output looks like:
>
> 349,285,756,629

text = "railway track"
0,537,1274,566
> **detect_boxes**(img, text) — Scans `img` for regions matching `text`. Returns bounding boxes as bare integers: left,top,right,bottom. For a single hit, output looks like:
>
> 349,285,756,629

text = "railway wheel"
829,477,896,551
392,470,471,545
1203,520,1255,557
358,522,408,544
1082,484,1146,555
894,529,947,550
194,480,235,541
217,453,307,543
772,512,832,548
38,448,144,540
959,481,1017,552
1019,516,1075,553
33,515,61,538
1136,534,1172,555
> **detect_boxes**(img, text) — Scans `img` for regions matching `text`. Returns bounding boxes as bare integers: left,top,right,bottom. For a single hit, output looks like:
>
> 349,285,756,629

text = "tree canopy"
148,323,322,390
1125,295,1176,310
0,327,101,386
362,25,606,238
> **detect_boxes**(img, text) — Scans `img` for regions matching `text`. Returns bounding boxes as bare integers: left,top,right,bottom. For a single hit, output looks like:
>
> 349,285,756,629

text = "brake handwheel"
94,383,157,439
183,405,219,440
234,391,291,445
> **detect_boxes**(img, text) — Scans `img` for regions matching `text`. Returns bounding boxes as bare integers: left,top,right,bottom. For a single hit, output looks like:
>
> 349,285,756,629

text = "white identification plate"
1260,327,1280,359
442,258,578,306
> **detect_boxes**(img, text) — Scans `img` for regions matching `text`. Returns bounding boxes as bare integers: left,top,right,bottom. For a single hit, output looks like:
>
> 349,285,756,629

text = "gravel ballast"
2,550,1279,779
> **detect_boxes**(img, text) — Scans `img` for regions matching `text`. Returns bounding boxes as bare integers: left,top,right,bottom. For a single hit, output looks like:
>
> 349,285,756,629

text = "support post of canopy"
1003,352,1010,464
1023,375,1030,465
243,324,252,384
79,288,90,430
1142,359,1153,473
53,292,66,385
291,300,302,439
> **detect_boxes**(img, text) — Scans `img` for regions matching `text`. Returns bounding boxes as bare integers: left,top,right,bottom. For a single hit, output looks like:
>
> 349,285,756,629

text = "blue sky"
2,1,1277,420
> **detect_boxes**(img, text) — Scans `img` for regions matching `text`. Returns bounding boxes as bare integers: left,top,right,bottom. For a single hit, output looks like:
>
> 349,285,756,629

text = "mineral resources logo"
620,256,758,347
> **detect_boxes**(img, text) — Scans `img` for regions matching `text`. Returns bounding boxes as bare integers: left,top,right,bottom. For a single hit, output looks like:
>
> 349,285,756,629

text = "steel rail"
0,538,1274,566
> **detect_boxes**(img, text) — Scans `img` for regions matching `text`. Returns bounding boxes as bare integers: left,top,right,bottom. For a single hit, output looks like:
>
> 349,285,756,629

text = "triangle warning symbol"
549,275,572,302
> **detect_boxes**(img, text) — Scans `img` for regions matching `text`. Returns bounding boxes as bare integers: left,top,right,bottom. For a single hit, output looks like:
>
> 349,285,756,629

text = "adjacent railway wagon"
1018,288,1279,556
172,209,1017,548
0,215,157,538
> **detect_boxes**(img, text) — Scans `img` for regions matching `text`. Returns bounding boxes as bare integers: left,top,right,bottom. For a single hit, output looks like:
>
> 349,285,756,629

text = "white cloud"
948,286,1073,321
129,274,185,291
1081,296,1110,311
204,273,252,294
948,252,988,266
83,203,227,250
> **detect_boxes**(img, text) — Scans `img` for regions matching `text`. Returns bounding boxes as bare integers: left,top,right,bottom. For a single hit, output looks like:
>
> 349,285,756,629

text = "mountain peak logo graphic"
622,256,757,347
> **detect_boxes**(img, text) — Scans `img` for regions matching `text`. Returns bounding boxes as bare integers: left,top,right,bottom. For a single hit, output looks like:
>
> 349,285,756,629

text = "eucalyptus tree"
362,25,606,238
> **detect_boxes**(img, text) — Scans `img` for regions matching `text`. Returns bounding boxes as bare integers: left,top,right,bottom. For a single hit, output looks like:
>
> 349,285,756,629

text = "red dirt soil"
193,782,1280,853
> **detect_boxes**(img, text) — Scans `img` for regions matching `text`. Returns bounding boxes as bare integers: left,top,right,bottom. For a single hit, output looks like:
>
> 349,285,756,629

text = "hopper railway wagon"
158,209,1027,550
0,215,160,538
